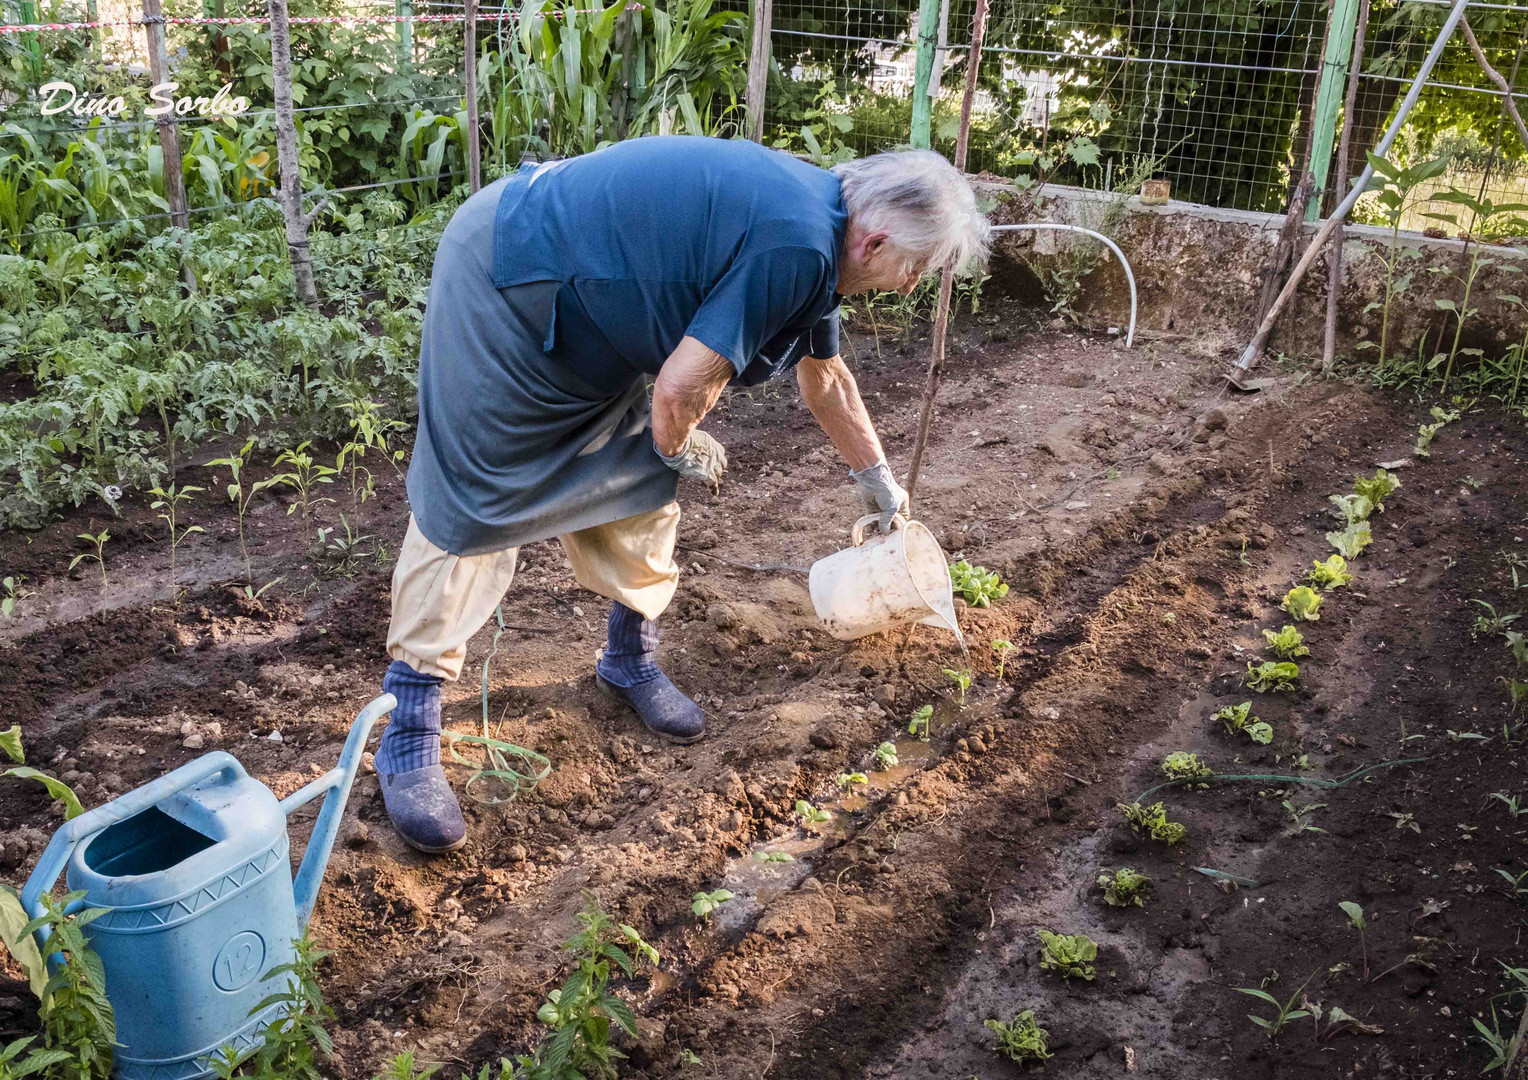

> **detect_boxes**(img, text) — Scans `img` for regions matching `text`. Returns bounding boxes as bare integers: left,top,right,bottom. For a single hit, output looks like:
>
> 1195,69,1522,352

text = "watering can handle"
850,513,907,547
19,752,248,936
282,693,394,930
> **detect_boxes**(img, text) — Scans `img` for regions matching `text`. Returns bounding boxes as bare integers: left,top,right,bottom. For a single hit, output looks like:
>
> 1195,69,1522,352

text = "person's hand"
851,458,909,530
657,430,728,494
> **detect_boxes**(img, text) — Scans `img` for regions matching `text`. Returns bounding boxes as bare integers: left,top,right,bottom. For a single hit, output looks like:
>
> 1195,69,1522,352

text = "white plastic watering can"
809,514,960,641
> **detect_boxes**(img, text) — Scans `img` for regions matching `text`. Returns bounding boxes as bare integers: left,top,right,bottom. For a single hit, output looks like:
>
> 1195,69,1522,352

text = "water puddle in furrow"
713,721,949,934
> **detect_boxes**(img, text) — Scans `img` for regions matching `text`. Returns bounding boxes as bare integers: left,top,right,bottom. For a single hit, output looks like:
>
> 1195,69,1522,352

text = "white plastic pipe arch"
989,223,1138,348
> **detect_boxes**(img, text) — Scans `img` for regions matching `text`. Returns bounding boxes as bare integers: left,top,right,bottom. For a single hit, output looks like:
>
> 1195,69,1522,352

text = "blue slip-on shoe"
379,764,467,854
595,603,706,744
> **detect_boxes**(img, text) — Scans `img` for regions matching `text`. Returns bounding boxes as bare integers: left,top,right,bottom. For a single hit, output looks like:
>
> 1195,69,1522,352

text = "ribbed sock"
597,603,661,687
376,660,444,774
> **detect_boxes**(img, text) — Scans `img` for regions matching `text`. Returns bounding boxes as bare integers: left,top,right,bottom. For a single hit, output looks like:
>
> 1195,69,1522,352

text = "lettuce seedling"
991,638,1016,684
1328,493,1374,525
1096,867,1154,908
1161,751,1211,790
907,705,933,741
1353,468,1401,512
950,560,1009,607
836,772,868,789
984,1011,1052,1064
1116,800,1186,844
1215,701,1272,744
1246,660,1299,693
691,889,734,919
752,850,795,864
943,668,973,708
1307,554,1353,591
1262,625,1310,659
1038,930,1097,980
1327,521,1373,559
1281,586,1324,621
873,741,899,769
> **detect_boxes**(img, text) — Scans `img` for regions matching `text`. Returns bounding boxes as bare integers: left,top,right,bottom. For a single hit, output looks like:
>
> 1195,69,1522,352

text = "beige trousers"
386,503,681,680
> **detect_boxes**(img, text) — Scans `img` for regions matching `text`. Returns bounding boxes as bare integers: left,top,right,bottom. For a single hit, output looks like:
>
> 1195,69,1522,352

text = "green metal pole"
397,0,413,71
1306,0,1360,221
16,0,41,77
910,0,940,149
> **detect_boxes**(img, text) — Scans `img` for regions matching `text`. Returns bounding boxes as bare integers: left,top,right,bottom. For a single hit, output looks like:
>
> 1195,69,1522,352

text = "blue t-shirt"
490,136,846,393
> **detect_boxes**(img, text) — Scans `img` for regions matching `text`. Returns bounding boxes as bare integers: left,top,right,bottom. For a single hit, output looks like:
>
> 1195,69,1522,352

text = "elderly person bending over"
378,135,990,852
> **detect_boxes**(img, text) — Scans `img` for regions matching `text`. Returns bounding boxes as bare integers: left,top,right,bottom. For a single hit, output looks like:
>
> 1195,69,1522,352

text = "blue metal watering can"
20,694,395,1080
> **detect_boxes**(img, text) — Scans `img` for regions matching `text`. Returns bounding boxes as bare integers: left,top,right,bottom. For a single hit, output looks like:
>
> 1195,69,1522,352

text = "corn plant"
908,704,933,741
1499,291,1528,411
1037,930,1096,981
209,439,285,588
1472,1006,1513,1072
68,529,110,589
1262,625,1309,659
1472,600,1521,638
1283,799,1327,835
1357,154,1448,369
1236,974,1315,1042
943,668,973,708
1420,189,1528,396
273,441,337,527
148,484,204,604
991,638,1015,684
1339,901,1368,980
984,1010,1052,1064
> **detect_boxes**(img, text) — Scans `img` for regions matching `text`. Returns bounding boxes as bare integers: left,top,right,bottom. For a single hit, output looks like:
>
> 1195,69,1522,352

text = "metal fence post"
397,0,413,70
1306,0,1360,220
745,0,773,142
465,0,481,191
15,0,42,76
909,0,940,148
143,0,189,230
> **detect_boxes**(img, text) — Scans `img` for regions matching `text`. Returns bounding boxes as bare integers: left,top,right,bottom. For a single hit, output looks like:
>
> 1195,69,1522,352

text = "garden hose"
989,223,1138,348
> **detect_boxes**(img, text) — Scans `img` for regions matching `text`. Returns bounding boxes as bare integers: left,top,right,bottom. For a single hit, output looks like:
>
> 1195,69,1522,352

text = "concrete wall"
978,179,1528,361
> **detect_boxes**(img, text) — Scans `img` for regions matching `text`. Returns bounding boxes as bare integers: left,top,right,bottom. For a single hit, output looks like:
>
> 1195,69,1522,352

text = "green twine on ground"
443,604,553,806
1130,756,1429,805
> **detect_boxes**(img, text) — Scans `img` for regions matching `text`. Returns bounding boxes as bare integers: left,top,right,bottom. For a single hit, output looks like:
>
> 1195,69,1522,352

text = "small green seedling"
1326,521,1373,559
795,799,831,825
1237,976,1314,1041
1,575,33,619
1037,930,1097,981
991,639,1015,684
210,438,286,586
1387,811,1420,834
1414,406,1460,459
1246,660,1299,693
1116,801,1186,844
148,485,204,604
873,741,899,769
1339,901,1368,980
908,705,933,741
273,441,338,526
752,851,794,865
1096,867,1153,908
984,1010,1052,1064
1281,586,1324,621
1352,468,1400,512
70,529,111,588
1215,701,1272,744
836,772,868,790
1506,631,1528,666
1472,1005,1512,1071
691,889,734,919
1262,625,1310,659
943,668,973,708
1488,792,1528,819
1504,677,1528,713
680,1049,703,1066
1283,799,1327,834
1307,554,1353,591
1160,751,1211,790
1328,493,1374,526
950,561,1008,607
1494,866,1528,900
1471,599,1521,638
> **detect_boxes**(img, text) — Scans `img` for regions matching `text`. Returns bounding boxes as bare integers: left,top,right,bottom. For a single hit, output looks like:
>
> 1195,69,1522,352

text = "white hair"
831,149,991,276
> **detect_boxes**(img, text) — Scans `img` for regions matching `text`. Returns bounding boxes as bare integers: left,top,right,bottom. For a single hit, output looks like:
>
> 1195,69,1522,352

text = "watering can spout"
284,693,395,929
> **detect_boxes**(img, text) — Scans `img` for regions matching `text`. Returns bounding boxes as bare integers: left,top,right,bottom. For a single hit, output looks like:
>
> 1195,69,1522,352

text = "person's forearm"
797,354,885,472
651,336,736,456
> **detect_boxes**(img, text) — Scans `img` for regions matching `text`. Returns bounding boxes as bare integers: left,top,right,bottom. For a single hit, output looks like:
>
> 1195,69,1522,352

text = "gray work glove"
657,430,728,494
851,458,910,531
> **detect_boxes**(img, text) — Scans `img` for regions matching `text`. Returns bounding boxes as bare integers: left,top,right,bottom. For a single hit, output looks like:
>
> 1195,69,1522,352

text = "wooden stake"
465,0,482,192
142,0,188,231
905,0,988,504
269,0,320,306
745,0,773,142
1320,0,1370,373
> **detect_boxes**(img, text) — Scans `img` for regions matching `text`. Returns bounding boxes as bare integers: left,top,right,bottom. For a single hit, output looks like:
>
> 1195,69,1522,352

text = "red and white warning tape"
0,4,638,34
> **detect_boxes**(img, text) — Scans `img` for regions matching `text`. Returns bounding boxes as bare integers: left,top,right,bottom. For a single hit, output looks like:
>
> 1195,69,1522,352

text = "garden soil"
3,298,1526,1079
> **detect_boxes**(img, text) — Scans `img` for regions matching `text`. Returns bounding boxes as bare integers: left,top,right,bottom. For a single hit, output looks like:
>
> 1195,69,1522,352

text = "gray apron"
404,173,679,557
